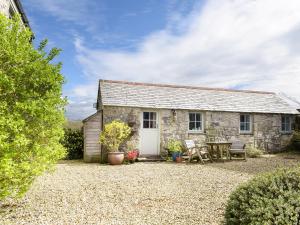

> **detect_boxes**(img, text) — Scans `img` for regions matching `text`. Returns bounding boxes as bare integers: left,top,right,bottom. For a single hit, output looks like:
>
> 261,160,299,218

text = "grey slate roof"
98,80,299,114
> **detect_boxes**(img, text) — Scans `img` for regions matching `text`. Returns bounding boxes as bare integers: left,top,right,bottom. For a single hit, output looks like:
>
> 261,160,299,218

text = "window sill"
281,132,292,135
239,132,253,135
188,131,204,134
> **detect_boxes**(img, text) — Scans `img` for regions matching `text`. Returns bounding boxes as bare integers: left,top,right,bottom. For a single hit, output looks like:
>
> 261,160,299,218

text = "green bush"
100,120,131,152
224,167,300,225
166,139,183,153
246,145,263,158
61,128,83,159
0,15,66,200
292,131,300,142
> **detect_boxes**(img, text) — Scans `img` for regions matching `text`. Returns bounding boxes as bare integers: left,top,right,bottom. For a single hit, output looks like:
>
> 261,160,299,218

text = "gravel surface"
1,154,299,225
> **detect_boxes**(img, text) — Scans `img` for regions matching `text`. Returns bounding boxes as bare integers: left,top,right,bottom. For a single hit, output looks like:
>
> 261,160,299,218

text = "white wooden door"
140,111,159,155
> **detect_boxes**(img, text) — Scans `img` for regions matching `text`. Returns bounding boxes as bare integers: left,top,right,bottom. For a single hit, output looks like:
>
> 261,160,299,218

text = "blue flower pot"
172,152,182,161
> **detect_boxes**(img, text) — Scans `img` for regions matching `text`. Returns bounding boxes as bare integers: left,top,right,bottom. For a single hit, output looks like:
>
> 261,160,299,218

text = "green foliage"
99,120,131,152
61,128,83,159
224,167,300,225
245,145,263,158
0,15,66,200
292,131,300,142
167,139,182,153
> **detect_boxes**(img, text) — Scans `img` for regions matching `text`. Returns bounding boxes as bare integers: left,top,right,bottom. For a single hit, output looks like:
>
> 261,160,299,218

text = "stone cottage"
83,79,299,162
0,0,30,28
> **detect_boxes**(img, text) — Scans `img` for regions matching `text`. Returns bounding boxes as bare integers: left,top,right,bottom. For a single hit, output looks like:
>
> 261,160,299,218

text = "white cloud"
26,0,104,32
72,0,300,119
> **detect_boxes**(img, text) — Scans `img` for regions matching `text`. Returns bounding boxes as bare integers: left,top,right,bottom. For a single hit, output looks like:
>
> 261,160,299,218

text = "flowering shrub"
126,150,139,163
166,139,183,153
99,120,131,152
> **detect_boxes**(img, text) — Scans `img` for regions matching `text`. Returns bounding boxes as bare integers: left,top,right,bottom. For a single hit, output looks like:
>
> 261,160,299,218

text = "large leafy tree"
0,14,66,200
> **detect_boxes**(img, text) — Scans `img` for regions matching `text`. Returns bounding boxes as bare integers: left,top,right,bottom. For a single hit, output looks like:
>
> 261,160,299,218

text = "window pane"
150,121,153,128
143,121,149,128
281,116,285,124
143,112,149,120
196,122,201,130
245,115,250,123
285,123,288,132
281,123,285,131
286,117,290,125
189,122,195,130
150,112,156,121
281,116,290,132
149,120,157,128
245,122,250,131
196,113,201,121
240,114,251,132
240,115,245,123
189,113,195,121
240,123,245,131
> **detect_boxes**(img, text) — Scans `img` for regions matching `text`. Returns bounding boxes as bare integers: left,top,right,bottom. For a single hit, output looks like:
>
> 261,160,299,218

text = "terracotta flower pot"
108,152,124,165
176,156,183,163
172,152,182,161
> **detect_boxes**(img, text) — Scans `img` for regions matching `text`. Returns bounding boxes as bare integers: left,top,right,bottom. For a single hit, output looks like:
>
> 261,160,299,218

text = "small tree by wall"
61,128,84,159
0,15,66,200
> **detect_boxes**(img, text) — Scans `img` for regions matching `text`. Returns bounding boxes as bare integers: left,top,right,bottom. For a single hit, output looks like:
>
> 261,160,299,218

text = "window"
189,112,203,132
143,112,157,128
281,115,291,133
9,6,15,19
240,114,252,133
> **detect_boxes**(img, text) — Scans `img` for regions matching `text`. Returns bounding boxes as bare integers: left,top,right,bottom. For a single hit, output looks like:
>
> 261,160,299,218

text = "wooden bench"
184,140,212,164
229,141,246,160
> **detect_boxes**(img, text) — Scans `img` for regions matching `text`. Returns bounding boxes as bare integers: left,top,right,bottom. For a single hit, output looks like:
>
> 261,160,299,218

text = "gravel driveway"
1,154,299,225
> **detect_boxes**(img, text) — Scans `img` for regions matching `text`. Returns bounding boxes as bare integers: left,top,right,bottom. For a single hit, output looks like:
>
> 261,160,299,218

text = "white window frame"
239,114,252,134
188,112,204,133
142,111,158,129
281,115,292,133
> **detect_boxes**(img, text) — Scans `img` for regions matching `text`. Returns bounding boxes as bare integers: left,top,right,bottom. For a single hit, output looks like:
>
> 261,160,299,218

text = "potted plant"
167,139,183,162
292,131,300,150
126,150,139,163
99,120,131,165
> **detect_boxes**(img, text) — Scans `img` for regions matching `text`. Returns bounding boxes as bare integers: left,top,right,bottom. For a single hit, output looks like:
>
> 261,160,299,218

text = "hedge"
224,166,300,225
61,128,84,159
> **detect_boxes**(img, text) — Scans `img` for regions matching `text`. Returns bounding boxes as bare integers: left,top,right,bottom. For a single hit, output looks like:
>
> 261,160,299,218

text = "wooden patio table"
206,142,232,162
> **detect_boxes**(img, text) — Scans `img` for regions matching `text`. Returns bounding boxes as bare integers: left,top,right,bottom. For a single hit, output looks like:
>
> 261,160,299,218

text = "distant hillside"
65,120,83,130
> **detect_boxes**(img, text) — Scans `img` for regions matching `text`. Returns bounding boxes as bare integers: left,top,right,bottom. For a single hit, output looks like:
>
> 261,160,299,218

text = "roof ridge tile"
99,79,274,95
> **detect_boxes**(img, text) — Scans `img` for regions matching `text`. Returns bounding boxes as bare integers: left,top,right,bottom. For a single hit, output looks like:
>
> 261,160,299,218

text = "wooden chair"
184,140,212,164
229,141,246,160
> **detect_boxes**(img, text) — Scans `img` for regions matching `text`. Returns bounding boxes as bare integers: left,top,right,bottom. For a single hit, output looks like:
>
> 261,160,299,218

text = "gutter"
14,0,31,29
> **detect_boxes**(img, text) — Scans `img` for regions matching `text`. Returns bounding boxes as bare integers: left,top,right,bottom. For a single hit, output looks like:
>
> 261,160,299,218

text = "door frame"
139,110,160,155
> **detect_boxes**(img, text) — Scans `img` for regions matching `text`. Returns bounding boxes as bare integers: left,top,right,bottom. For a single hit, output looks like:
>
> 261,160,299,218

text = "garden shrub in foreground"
0,15,66,200
224,166,300,225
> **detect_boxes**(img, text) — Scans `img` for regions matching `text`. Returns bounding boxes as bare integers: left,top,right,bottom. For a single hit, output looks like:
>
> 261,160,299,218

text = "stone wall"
0,0,26,26
102,106,294,155
206,112,293,152
102,106,141,152
0,0,10,17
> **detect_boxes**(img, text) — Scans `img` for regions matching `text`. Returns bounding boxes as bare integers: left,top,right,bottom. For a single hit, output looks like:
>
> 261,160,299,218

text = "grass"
64,120,83,130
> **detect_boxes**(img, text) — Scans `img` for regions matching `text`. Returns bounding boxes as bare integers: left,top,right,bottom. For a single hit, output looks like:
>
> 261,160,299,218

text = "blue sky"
22,0,300,120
